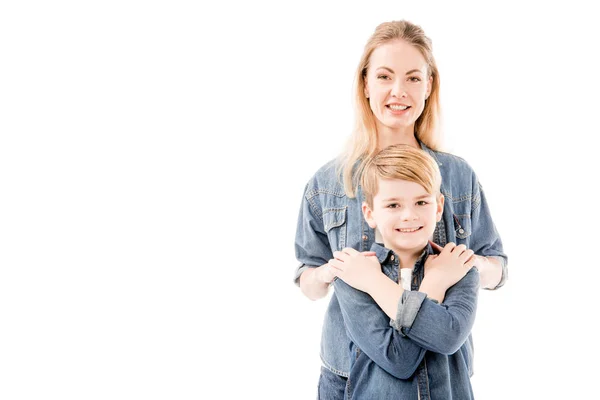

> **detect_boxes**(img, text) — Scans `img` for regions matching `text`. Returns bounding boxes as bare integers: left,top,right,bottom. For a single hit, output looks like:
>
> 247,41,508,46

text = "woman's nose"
391,81,407,99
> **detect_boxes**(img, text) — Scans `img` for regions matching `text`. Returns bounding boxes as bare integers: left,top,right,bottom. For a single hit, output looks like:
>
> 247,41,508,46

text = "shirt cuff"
390,291,427,334
293,264,311,286
484,256,508,290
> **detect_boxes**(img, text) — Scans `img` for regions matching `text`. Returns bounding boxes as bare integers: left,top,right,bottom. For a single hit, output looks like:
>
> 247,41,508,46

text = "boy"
328,144,479,399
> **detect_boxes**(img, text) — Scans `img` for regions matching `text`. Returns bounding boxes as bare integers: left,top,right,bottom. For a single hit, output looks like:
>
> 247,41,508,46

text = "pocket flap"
323,208,347,232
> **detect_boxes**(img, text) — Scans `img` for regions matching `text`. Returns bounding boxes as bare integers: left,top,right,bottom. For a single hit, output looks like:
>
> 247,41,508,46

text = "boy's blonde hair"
339,20,442,197
362,144,441,208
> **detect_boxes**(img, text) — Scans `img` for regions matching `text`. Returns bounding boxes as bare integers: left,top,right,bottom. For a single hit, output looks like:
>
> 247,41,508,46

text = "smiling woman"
294,20,507,399
364,40,433,146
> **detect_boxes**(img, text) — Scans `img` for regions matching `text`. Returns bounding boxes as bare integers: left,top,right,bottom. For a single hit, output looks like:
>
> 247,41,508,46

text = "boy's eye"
387,203,399,208
416,200,428,206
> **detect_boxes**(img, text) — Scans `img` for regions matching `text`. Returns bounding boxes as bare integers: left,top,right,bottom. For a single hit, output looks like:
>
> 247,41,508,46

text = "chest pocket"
323,207,347,252
453,214,472,243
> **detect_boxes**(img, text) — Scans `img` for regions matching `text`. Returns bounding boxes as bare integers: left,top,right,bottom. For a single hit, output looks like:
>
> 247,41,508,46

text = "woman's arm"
299,263,335,300
294,182,334,300
468,177,508,289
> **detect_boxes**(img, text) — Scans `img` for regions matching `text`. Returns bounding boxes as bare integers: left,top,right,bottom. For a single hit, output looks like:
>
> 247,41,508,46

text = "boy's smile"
363,178,444,260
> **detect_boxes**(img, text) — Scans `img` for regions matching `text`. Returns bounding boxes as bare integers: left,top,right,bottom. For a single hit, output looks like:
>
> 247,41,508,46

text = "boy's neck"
385,242,428,270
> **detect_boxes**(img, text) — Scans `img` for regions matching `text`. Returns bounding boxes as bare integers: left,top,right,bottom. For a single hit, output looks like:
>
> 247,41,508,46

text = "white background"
1,1,599,399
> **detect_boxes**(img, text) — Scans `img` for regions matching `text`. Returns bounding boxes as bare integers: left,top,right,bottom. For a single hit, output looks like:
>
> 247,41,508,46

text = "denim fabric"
294,142,507,383
334,242,479,399
318,366,346,400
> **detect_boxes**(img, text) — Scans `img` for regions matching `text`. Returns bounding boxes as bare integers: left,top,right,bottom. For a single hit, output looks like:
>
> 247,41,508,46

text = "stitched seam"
441,190,474,203
306,195,323,222
305,188,346,199
323,207,347,213
319,356,349,378
453,214,471,218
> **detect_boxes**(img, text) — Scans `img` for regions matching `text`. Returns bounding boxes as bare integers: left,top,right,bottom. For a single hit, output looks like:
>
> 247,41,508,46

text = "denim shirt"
334,242,479,399
294,142,507,377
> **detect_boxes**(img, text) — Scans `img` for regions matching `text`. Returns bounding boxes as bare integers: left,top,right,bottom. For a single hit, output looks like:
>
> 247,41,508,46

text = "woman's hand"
328,248,381,293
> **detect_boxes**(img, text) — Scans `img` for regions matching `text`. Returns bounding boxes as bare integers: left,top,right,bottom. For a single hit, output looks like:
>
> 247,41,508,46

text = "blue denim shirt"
294,142,507,377
334,242,479,399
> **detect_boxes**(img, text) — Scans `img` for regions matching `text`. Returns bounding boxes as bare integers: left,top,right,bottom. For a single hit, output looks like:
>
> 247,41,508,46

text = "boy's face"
363,178,444,255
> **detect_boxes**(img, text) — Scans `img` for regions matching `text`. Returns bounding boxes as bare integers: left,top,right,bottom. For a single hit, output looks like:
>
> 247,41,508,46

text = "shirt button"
390,255,395,261
362,235,368,241
458,228,465,234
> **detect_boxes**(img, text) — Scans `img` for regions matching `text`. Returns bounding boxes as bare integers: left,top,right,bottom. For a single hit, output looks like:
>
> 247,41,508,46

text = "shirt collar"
369,242,433,270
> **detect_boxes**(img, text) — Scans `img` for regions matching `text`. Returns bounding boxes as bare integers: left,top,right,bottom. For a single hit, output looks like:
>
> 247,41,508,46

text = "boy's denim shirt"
294,142,507,378
333,242,479,399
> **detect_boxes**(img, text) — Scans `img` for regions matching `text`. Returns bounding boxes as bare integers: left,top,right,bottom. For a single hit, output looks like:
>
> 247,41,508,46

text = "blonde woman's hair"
339,20,442,197
362,144,441,208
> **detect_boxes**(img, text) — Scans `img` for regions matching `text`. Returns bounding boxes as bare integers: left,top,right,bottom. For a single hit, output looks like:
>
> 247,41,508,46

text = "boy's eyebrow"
381,194,432,202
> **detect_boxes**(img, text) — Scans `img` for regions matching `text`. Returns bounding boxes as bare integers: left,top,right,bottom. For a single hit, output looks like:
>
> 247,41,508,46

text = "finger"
428,240,443,254
442,242,456,254
361,251,377,257
333,251,347,261
451,244,467,255
342,247,361,256
328,259,344,270
459,249,474,263
464,255,477,270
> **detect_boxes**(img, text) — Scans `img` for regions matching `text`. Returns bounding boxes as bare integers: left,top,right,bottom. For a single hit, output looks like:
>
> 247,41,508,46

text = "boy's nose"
400,207,417,220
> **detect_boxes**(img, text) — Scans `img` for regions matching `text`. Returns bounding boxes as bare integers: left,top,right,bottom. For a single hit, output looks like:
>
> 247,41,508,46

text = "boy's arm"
333,277,427,380
390,268,480,355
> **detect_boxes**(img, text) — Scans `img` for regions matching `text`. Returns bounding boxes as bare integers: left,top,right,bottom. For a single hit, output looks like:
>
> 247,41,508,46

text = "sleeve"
333,277,427,380
293,182,334,285
391,268,480,355
469,175,508,289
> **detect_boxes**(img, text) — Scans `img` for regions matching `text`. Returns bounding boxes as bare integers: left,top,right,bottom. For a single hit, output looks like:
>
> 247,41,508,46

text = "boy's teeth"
399,227,419,232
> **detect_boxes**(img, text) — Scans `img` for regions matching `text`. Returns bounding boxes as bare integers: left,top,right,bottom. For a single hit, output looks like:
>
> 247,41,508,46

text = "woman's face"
365,40,432,136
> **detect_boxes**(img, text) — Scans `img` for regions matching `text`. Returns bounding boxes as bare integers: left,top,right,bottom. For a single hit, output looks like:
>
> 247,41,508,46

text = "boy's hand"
424,242,476,291
328,248,381,293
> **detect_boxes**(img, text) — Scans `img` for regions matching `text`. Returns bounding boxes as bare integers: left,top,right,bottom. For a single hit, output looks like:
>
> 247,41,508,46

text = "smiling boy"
329,144,480,399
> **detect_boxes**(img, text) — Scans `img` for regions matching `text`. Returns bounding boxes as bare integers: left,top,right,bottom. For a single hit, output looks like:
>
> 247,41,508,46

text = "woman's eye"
409,77,421,82
377,74,390,80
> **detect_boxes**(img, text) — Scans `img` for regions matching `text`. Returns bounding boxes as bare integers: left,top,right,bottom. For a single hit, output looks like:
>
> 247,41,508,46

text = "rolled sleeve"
334,278,426,379
390,291,427,334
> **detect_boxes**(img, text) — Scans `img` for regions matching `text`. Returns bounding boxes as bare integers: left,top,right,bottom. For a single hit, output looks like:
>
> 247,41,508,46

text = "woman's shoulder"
304,158,346,197
426,148,477,178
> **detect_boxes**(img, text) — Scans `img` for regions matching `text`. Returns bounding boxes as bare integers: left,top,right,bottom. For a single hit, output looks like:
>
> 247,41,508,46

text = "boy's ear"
362,202,377,229
436,194,445,222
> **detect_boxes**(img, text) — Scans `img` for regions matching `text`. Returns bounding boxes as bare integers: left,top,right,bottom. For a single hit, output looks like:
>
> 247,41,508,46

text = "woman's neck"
377,126,419,150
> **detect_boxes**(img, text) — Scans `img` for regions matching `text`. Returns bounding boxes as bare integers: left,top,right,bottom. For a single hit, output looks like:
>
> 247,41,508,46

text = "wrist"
314,264,331,285
365,272,387,295
418,275,445,303
477,256,502,289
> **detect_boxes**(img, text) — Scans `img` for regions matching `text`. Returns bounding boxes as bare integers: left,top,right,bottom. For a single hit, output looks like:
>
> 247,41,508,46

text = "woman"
294,20,507,398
